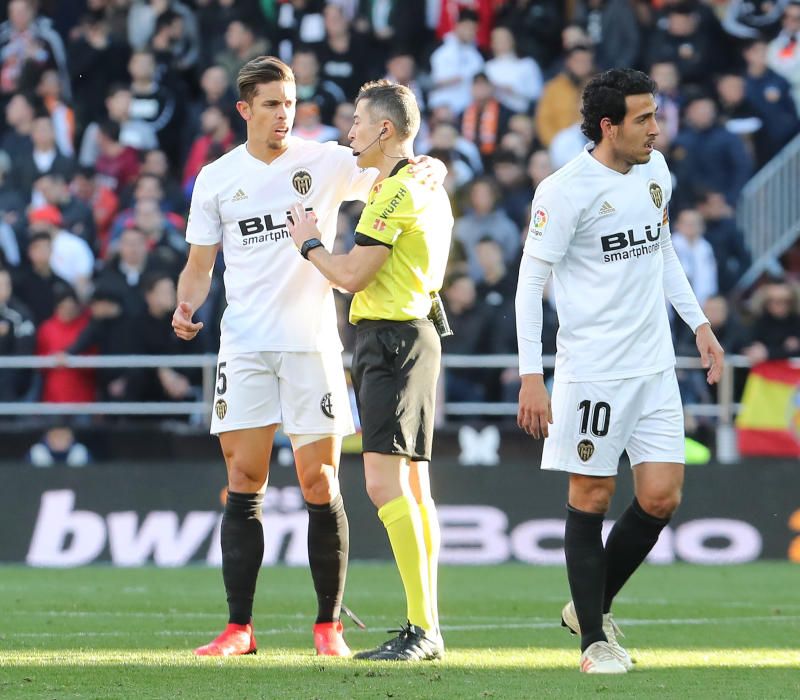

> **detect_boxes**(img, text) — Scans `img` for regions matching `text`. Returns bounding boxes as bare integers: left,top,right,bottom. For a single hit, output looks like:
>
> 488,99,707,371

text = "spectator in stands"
474,236,517,314
650,60,683,142
549,113,590,169
291,101,338,143
35,68,74,157
138,148,183,211
743,278,800,363
127,0,198,59
0,149,26,231
79,84,158,169
332,101,355,146
455,177,520,281
94,120,141,194
127,49,181,163
36,282,95,403
69,166,120,257
742,38,800,162
436,0,495,53
292,45,345,125
645,1,724,87
186,65,239,145
767,0,800,111
428,120,482,186
429,9,485,117
214,19,269,86
27,423,90,467
1,91,37,160
535,45,594,148
65,285,133,400
460,73,513,166
67,12,131,131
441,270,497,402
127,271,198,402
125,197,185,274
491,149,530,230
693,188,752,295
34,173,97,252
0,266,36,401
146,4,201,81
672,93,753,207
27,205,94,300
182,106,235,192
13,115,74,201
384,51,426,112
574,0,640,70
94,226,150,316
313,3,368,99
484,26,543,114
526,149,554,202
671,208,719,307
11,232,69,325
495,0,564,71
715,72,764,163
722,0,790,40
0,0,70,98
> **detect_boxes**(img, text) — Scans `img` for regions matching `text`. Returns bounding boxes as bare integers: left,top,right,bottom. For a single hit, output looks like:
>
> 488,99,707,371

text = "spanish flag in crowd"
736,360,800,457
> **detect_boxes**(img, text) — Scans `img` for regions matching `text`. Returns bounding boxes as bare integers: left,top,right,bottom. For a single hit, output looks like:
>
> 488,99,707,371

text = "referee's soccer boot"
313,620,351,657
354,622,443,661
561,601,633,670
194,620,257,656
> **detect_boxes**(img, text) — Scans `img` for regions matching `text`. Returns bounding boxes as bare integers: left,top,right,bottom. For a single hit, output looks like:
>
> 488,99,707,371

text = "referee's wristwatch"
300,237,324,259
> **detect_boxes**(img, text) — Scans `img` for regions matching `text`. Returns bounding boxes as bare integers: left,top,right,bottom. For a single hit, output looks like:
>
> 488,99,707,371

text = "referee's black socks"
222,490,265,625
565,504,607,651
306,494,349,624
603,497,670,614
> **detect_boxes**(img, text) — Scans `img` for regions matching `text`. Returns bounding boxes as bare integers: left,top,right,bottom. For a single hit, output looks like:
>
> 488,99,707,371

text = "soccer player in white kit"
171,56,440,658
516,69,725,674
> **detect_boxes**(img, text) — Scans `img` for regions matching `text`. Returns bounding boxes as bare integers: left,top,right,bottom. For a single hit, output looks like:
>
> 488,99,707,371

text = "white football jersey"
524,147,676,382
186,138,375,355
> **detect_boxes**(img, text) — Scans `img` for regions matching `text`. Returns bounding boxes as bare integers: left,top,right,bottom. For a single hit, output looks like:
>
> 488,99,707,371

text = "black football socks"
221,490,265,625
306,494,349,624
603,497,670,613
565,504,607,651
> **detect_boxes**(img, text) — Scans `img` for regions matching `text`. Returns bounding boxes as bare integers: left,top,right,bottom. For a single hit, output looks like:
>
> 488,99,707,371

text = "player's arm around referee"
287,80,453,661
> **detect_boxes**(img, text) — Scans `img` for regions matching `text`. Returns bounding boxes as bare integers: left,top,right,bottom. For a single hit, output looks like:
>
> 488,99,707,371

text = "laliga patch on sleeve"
530,206,548,238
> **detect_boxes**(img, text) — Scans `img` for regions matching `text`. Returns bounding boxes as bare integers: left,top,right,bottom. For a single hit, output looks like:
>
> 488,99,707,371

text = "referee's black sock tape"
565,504,607,652
222,491,264,625
603,497,670,614
306,494,349,624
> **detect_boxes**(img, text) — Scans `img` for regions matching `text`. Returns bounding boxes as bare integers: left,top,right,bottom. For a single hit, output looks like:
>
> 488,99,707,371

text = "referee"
287,80,453,662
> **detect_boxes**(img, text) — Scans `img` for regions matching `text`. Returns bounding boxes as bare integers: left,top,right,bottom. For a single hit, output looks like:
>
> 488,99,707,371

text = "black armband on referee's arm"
354,232,392,248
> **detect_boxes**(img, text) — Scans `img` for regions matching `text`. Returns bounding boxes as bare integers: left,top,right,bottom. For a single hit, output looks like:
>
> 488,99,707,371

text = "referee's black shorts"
351,318,441,462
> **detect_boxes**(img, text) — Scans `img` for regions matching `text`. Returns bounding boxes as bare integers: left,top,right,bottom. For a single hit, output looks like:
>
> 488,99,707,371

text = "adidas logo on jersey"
598,201,615,216
232,189,248,202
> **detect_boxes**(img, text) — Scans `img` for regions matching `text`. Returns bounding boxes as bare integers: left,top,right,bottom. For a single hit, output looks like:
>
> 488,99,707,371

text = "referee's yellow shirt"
350,161,453,324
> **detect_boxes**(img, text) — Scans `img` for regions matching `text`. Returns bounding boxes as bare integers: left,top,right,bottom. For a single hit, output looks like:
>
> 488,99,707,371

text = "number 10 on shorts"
577,399,611,437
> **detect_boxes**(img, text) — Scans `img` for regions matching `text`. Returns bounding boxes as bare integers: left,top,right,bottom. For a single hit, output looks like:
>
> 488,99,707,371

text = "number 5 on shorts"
216,361,227,396
577,399,610,437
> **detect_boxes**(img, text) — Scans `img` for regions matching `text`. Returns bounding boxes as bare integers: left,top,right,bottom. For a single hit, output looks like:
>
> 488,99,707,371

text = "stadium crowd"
0,0,798,421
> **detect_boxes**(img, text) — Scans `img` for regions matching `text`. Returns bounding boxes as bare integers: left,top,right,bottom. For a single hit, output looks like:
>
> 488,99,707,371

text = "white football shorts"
541,368,685,476
209,351,355,437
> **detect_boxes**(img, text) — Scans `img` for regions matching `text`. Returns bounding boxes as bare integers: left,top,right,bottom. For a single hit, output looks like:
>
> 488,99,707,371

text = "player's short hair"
581,69,658,143
355,80,420,141
237,56,294,104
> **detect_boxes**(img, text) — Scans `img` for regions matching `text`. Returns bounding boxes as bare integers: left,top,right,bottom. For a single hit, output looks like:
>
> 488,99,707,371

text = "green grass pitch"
1,563,799,699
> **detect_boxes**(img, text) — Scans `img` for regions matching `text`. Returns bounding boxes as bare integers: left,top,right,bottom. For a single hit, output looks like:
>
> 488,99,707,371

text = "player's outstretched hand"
172,301,203,340
287,202,320,249
517,374,553,440
695,323,725,385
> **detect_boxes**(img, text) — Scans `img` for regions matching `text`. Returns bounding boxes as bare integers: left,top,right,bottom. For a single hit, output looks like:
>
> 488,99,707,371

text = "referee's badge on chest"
291,169,314,198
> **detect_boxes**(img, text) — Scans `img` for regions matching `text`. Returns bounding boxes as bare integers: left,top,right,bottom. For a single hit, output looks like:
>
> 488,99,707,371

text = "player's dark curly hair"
580,69,658,143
